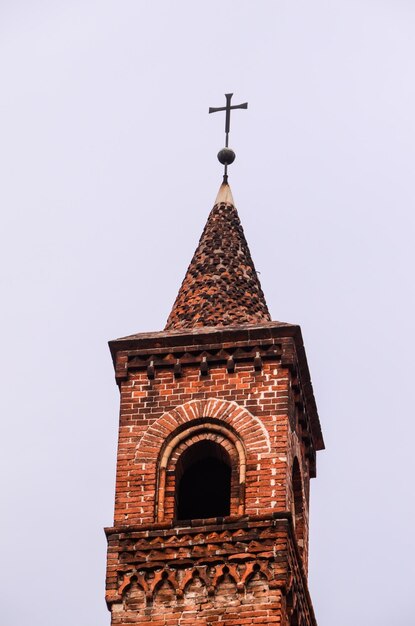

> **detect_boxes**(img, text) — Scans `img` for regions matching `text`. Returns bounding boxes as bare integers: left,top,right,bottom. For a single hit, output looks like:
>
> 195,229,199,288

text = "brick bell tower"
105,101,324,626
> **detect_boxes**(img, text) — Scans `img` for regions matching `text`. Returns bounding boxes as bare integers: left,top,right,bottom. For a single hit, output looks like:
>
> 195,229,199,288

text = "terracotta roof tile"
165,183,271,330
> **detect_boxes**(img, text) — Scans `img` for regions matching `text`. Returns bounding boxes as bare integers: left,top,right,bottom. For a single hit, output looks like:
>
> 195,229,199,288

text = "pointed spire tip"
214,181,235,206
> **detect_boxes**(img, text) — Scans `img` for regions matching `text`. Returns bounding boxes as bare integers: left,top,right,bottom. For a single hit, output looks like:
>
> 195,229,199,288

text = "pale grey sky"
1,2,414,625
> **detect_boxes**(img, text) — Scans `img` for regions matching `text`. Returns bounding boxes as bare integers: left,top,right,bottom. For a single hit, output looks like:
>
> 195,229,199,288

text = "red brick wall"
114,362,309,523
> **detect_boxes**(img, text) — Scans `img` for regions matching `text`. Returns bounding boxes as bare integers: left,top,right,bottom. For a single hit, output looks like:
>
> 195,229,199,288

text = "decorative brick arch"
136,398,271,463
135,398,271,523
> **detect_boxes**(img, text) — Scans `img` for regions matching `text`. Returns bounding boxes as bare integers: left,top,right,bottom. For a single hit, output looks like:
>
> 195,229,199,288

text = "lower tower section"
107,516,314,626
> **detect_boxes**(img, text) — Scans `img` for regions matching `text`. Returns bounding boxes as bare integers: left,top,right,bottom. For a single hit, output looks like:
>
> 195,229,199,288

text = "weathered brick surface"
106,177,324,624
113,362,307,523
106,323,321,624
106,516,316,626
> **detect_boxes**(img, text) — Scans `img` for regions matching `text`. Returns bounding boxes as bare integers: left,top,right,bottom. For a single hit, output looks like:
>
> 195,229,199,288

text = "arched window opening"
292,458,305,556
175,440,231,521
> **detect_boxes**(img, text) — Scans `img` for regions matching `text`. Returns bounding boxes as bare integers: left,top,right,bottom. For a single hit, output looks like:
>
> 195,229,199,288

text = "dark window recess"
176,440,231,520
290,610,299,626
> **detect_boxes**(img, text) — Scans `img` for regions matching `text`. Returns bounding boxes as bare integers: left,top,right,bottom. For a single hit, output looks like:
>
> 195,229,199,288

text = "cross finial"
209,93,248,183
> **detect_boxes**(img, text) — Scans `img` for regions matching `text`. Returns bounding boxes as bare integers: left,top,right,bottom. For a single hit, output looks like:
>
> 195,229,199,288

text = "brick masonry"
106,322,323,625
165,193,271,330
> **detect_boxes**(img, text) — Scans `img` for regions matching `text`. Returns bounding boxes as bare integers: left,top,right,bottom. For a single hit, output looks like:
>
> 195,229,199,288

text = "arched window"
175,440,231,520
292,457,305,556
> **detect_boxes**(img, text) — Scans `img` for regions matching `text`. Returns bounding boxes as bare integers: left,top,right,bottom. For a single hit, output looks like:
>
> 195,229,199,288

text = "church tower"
105,96,324,626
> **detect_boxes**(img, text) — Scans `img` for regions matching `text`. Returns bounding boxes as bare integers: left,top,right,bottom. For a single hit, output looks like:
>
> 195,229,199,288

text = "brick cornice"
109,321,295,359
109,322,324,451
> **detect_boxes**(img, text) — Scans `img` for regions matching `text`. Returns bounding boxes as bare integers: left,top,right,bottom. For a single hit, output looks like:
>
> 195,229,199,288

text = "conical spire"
165,183,271,330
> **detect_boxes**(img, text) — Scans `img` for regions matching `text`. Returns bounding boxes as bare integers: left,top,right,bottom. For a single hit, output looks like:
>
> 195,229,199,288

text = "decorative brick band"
105,515,317,625
118,560,276,601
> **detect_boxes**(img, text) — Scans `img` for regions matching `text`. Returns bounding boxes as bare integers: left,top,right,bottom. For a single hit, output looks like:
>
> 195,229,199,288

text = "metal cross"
209,93,248,148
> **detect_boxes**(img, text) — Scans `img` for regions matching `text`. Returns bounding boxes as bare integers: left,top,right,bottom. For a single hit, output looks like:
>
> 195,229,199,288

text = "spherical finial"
217,147,236,166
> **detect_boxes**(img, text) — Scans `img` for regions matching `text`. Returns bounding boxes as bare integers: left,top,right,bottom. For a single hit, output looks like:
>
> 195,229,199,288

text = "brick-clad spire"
165,183,271,330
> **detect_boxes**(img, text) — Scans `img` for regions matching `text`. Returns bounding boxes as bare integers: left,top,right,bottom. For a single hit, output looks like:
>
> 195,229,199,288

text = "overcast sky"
1,2,414,625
